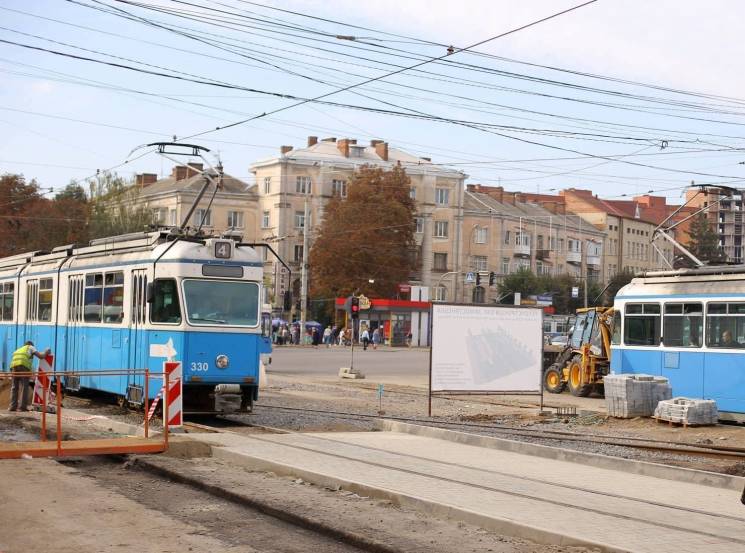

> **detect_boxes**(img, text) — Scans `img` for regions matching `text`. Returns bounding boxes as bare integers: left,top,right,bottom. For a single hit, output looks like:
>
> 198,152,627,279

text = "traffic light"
283,290,292,311
350,296,360,319
475,272,481,285
489,272,496,286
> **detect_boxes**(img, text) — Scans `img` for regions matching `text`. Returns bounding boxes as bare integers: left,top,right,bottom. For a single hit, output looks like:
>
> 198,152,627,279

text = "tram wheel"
568,355,592,397
543,365,566,394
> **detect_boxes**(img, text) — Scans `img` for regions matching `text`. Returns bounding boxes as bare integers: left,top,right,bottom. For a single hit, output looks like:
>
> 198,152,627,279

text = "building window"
294,245,304,263
409,187,416,199
227,211,244,229
568,238,581,253
435,188,449,206
262,211,270,229
516,258,531,271
504,230,511,245
433,252,448,271
433,285,447,302
296,176,311,194
169,209,177,226
501,257,510,274
415,217,424,234
434,221,449,238
263,176,271,194
152,207,167,225
471,255,487,272
474,227,487,244
536,260,544,275
559,238,565,252
332,179,347,198
295,211,305,228
537,235,544,250
194,208,211,227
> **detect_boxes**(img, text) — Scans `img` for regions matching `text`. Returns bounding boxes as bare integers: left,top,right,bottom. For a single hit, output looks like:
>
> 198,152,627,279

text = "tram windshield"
183,279,259,327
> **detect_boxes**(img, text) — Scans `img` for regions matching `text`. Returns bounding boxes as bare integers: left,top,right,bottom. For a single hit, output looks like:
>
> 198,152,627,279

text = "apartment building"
498,188,677,277
449,186,606,304
133,163,259,239
250,136,467,311
686,187,744,262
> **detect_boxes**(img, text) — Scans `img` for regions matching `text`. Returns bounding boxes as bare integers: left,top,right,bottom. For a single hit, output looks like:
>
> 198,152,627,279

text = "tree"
0,173,47,257
688,212,726,264
309,165,417,311
87,171,154,239
497,268,538,303
498,269,604,313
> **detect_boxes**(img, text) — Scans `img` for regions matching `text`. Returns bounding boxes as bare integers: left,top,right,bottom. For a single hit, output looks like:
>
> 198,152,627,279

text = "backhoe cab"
543,307,613,397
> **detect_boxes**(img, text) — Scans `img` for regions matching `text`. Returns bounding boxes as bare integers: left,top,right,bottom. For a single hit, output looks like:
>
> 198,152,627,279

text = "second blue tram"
0,231,272,413
612,266,745,420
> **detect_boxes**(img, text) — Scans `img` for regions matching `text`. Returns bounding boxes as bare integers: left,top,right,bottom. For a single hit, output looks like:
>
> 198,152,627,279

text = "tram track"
230,403,745,463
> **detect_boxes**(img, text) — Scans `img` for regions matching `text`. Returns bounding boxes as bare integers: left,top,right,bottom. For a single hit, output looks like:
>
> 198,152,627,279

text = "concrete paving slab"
188,428,745,553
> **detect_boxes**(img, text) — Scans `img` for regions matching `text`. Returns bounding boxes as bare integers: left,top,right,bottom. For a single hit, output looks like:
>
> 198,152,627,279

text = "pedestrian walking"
372,327,381,350
361,327,370,351
8,341,51,412
312,327,321,348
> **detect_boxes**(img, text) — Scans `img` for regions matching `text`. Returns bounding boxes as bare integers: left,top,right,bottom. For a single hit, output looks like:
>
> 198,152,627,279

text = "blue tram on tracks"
0,231,272,413
612,266,745,421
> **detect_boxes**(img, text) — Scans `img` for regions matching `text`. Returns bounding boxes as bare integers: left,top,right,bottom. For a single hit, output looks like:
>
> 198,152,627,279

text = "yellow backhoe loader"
543,306,614,397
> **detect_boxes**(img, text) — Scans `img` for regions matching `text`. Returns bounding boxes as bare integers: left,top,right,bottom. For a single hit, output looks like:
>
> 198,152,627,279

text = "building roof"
464,191,605,237
250,138,465,178
140,170,255,198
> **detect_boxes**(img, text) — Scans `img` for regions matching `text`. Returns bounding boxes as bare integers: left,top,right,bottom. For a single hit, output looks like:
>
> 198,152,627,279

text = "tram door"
22,280,39,345
128,270,148,401
65,275,85,385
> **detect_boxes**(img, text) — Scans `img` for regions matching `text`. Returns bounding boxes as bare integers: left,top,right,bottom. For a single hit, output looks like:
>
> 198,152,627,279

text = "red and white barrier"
146,386,164,422
32,353,56,410
164,361,182,428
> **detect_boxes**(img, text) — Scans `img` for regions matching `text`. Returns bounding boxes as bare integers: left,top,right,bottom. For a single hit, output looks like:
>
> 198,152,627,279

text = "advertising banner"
430,304,542,393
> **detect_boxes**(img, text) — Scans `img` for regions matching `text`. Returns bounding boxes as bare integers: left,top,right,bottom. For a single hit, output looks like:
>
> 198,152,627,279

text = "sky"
2,0,745,204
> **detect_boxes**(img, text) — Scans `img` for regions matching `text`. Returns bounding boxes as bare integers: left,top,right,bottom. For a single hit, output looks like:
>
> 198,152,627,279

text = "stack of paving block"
604,374,672,418
654,397,718,426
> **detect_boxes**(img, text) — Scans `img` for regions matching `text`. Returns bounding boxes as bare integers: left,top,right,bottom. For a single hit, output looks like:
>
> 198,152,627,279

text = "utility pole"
581,217,588,308
300,197,310,338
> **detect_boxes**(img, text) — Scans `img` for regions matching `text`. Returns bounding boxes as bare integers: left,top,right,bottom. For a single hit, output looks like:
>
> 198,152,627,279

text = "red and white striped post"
163,361,182,429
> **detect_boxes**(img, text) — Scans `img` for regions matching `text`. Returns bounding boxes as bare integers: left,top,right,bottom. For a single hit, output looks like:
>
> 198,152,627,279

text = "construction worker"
8,341,50,412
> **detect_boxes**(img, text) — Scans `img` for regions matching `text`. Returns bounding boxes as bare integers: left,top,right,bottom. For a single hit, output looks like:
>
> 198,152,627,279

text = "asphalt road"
268,345,430,387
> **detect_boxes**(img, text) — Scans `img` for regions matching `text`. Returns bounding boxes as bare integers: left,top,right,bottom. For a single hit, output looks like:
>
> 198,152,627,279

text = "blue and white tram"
612,267,745,420
0,231,272,413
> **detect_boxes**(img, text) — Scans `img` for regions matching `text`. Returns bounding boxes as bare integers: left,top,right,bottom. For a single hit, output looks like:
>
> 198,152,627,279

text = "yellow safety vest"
10,345,33,370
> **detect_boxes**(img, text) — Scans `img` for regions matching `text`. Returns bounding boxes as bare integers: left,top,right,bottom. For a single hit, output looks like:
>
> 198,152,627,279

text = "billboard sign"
430,304,542,393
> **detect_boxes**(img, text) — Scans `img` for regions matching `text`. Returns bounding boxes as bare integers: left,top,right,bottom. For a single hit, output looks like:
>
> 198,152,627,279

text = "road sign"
571,286,579,298
465,272,475,283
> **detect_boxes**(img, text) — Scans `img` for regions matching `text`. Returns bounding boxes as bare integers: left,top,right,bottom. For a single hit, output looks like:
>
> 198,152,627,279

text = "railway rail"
225,403,745,464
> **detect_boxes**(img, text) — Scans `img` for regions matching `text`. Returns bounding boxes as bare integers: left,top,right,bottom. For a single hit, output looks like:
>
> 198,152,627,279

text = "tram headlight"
216,354,229,369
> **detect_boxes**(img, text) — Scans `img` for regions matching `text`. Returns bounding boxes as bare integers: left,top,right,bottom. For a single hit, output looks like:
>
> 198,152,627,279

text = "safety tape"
146,386,165,422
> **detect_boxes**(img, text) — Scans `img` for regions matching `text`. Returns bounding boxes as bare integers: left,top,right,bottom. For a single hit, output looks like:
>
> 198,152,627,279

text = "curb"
378,420,745,491
135,457,405,553
209,446,627,553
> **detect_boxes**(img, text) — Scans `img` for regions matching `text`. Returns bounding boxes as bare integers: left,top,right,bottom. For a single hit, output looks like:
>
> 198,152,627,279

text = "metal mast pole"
300,197,310,339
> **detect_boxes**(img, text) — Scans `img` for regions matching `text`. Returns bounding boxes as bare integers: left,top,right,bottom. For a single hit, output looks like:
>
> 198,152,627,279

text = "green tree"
602,268,636,305
87,171,154,239
309,165,416,313
497,268,538,303
688,212,726,264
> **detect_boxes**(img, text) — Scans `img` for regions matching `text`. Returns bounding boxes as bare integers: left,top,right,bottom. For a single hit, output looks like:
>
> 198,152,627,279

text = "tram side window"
84,273,103,323
38,278,53,322
706,302,745,348
103,272,124,324
0,282,14,321
663,303,702,347
611,310,622,345
624,303,661,346
151,279,182,324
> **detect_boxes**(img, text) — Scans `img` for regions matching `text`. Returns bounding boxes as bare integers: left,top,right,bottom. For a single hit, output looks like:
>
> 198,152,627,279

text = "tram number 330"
190,362,209,372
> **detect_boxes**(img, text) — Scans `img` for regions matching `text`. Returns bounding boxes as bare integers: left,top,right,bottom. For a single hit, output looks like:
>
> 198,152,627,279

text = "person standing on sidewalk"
8,341,51,412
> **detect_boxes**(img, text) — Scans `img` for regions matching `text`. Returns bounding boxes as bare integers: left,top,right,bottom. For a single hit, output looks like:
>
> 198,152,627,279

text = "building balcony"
514,243,531,257
566,251,581,264
586,254,601,267
535,249,552,261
